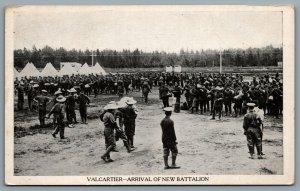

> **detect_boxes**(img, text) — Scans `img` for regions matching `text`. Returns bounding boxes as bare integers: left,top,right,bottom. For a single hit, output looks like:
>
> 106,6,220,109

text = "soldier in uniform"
48,95,66,139
160,107,180,170
77,91,90,124
142,80,151,103
66,88,78,127
211,87,224,120
243,103,263,159
172,82,182,113
17,82,25,110
123,98,138,149
159,83,171,108
101,103,119,162
34,90,51,127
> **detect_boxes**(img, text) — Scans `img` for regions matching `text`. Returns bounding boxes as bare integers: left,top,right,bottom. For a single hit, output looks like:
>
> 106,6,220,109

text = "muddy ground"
14,88,283,176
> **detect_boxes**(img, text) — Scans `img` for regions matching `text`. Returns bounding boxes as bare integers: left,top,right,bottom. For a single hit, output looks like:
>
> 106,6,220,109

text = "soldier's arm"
48,104,56,118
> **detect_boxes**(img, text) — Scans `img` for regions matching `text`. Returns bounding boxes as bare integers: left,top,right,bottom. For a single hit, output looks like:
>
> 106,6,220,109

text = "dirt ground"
14,87,283,176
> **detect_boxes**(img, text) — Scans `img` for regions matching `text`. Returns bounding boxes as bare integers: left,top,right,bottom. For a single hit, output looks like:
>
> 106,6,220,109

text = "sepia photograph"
5,5,295,185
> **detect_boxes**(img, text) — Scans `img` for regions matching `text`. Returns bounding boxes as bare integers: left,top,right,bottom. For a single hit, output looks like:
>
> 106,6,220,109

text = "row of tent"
14,62,107,78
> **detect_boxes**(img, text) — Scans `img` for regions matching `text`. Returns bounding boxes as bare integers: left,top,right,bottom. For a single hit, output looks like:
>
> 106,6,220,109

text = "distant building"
60,62,82,71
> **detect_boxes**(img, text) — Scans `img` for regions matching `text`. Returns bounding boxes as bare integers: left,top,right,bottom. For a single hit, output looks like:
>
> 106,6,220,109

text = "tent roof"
77,63,93,75
19,62,41,77
93,62,107,75
59,63,78,76
14,67,19,78
41,63,58,76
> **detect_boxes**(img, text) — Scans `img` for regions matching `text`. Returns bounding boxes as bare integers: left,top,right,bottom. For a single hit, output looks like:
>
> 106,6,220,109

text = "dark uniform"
101,111,118,162
66,94,77,124
17,85,24,110
114,109,132,152
142,82,151,103
159,84,170,108
49,102,66,139
77,93,90,124
243,109,263,159
34,94,50,127
160,116,178,157
123,105,137,148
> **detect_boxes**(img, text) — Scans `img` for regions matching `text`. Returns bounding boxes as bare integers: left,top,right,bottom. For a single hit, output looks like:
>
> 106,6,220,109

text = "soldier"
183,80,192,109
159,83,171,108
117,79,125,98
17,82,25,110
101,103,119,163
191,84,200,114
243,103,263,159
123,98,138,149
172,82,182,113
77,92,90,124
27,81,35,111
142,80,151,103
211,87,224,120
160,107,180,170
48,95,66,139
114,101,134,153
34,90,51,127
66,88,78,127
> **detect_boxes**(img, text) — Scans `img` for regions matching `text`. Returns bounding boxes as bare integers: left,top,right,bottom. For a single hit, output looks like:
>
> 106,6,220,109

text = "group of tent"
14,62,107,78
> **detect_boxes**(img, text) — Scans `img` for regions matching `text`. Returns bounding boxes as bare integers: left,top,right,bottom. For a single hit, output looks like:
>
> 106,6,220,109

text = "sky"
12,6,283,53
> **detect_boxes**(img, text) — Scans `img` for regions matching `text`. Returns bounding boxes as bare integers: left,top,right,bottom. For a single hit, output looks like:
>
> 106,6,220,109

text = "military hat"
33,84,39,88
215,86,223,91
104,103,118,110
108,101,117,104
29,80,35,84
44,83,50,86
163,107,173,112
84,84,90,88
56,95,66,103
116,101,127,108
41,90,47,93
246,103,255,107
54,90,62,95
68,88,77,93
125,98,137,105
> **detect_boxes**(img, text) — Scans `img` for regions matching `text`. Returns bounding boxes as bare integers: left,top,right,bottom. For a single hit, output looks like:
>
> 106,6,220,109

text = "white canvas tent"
174,65,182,73
93,62,107,75
77,63,93,75
166,66,173,73
41,63,59,76
59,63,78,76
19,62,41,77
14,67,20,78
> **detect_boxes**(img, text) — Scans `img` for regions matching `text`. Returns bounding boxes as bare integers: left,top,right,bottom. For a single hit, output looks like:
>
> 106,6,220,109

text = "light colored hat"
108,101,117,104
84,84,90,88
246,103,255,107
33,84,39,88
116,101,127,108
54,90,62,95
120,97,131,102
44,83,50,86
56,95,66,102
163,107,173,112
41,90,47,93
69,88,77,93
125,98,137,105
29,80,35,84
215,86,223,91
104,103,118,110
196,84,201,88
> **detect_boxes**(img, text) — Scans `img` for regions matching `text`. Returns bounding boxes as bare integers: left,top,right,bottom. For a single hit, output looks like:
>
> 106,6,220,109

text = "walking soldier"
160,107,180,170
34,90,50,127
243,103,263,159
48,95,66,139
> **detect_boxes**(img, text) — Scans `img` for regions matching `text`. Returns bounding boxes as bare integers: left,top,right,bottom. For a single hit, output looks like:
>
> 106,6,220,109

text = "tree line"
14,45,283,70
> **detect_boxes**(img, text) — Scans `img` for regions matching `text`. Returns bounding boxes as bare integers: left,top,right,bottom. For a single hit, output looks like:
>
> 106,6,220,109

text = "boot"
248,145,254,159
164,156,170,169
124,140,133,153
171,156,181,169
257,145,263,159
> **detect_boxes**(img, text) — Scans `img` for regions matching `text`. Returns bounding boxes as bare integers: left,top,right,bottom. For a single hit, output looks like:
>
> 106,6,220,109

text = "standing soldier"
101,103,119,163
27,81,35,111
243,103,263,159
117,78,125,98
142,80,151,103
160,107,180,170
211,87,224,120
183,80,192,109
159,83,171,108
34,90,51,127
123,98,138,149
171,82,182,113
66,88,78,127
17,82,25,110
77,91,90,124
48,95,66,139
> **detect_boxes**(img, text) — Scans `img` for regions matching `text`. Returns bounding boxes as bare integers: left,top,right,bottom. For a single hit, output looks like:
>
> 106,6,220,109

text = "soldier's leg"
247,132,255,158
59,120,65,139
211,107,215,119
163,147,170,169
170,145,180,169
